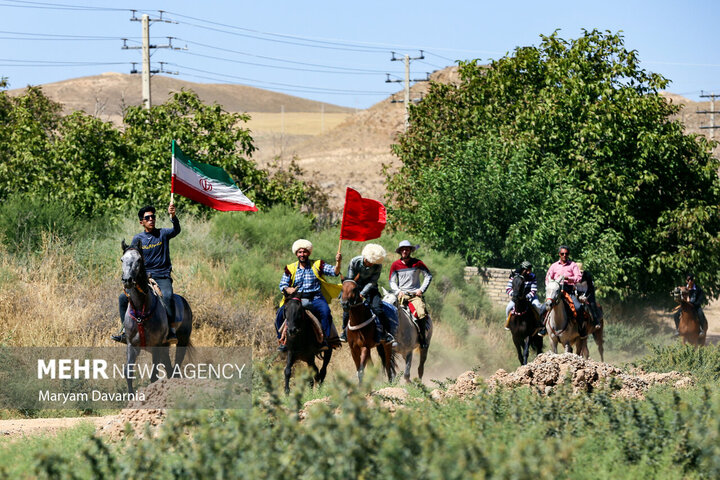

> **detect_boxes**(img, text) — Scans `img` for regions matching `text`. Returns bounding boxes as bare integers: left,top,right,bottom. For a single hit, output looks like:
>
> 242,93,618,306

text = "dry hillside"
6,68,718,208
6,72,353,122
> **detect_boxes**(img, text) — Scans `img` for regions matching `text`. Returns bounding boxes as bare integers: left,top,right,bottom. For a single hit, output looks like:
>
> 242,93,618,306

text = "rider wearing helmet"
504,260,545,330
340,243,394,344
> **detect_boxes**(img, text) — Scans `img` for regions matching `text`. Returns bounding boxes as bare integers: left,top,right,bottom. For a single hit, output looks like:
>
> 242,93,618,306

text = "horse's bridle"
341,279,363,308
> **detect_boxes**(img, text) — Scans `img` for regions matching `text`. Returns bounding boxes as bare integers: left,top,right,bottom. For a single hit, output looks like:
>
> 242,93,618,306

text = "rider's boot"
111,327,127,344
578,320,588,339
380,316,395,344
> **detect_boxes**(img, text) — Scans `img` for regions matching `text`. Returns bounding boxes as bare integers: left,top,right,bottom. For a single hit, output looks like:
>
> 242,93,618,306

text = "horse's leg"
382,344,394,382
358,346,370,384
594,330,604,362
404,352,413,383
522,336,531,365
418,347,428,380
125,345,140,394
284,351,295,394
306,357,319,388
513,336,524,365
317,350,332,385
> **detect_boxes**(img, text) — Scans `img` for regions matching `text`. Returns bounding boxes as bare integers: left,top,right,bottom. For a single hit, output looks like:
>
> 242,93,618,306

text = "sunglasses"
559,252,569,256
143,214,156,221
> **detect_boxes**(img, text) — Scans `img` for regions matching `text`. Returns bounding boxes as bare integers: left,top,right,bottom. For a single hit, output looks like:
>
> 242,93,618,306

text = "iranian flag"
171,141,258,212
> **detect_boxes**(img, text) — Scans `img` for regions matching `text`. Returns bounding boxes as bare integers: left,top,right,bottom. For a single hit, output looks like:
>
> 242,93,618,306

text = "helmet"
292,239,313,255
520,261,532,270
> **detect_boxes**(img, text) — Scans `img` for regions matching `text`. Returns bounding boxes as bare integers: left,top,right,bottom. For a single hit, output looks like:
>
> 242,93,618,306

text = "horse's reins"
122,247,155,347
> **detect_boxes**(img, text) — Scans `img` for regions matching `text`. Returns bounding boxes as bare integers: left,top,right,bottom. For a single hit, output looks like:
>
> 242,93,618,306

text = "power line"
179,71,388,97
168,62,390,95
177,38,394,74
0,0,130,11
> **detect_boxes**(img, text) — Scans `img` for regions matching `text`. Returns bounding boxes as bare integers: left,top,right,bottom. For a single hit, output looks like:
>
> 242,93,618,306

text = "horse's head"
545,276,564,308
341,274,361,309
381,286,397,305
283,296,304,338
511,274,526,303
672,286,690,304
120,239,145,290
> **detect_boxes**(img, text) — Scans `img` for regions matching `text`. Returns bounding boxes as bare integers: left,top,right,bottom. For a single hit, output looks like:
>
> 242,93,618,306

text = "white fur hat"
362,243,387,265
292,239,313,255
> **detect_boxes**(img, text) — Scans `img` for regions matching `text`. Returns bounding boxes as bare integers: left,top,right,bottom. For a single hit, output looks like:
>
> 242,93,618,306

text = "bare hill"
6,72,353,122
255,66,462,207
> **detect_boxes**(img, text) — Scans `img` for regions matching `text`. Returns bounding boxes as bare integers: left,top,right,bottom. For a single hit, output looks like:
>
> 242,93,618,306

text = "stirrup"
339,330,347,342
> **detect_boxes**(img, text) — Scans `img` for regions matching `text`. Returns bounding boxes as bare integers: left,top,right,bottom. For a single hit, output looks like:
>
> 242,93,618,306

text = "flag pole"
170,140,175,205
338,187,349,256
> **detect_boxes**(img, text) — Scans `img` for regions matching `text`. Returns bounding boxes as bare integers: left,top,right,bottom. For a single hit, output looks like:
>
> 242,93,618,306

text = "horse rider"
575,262,602,329
112,204,180,345
276,239,342,352
673,273,708,337
389,240,433,349
543,245,585,337
504,261,545,330
340,243,394,344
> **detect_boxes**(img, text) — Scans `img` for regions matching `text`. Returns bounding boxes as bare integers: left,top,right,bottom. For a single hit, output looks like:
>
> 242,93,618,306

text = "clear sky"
1,0,718,109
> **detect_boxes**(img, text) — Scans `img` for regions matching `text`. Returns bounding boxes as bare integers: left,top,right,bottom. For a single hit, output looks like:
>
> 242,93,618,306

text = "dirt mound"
99,377,233,440
486,352,693,399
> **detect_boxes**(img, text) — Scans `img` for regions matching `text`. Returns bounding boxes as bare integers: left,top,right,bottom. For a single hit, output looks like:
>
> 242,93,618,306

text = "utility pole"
122,10,183,110
698,91,720,140
386,50,429,130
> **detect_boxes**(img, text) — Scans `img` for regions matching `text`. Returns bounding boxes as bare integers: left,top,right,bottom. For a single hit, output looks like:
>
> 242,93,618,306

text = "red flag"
340,187,387,241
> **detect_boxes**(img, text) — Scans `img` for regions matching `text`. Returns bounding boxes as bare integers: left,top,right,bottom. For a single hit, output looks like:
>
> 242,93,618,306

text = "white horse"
381,287,433,382
544,277,586,357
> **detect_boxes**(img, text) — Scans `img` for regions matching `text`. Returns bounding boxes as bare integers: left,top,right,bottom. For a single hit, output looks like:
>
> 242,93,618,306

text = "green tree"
387,30,720,299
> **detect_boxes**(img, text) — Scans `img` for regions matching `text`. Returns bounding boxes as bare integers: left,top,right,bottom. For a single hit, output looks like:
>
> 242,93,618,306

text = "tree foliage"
387,30,720,300
0,87,325,217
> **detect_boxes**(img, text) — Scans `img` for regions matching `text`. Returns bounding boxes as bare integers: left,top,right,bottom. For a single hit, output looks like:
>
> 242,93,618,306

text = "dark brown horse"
341,278,396,383
507,275,543,365
577,300,605,361
672,287,705,346
280,295,333,393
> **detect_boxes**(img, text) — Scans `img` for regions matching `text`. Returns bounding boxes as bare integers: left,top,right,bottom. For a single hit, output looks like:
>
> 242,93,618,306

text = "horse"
381,287,432,382
577,295,605,361
507,275,543,365
120,239,193,394
544,277,586,358
342,278,397,384
672,286,705,346
280,295,333,393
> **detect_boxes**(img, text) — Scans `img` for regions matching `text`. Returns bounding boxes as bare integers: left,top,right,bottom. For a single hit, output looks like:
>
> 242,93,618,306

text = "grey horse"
120,239,193,393
381,287,432,382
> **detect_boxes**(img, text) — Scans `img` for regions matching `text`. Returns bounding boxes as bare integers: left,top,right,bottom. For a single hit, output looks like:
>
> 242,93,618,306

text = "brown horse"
672,287,705,346
341,278,396,383
577,298,605,361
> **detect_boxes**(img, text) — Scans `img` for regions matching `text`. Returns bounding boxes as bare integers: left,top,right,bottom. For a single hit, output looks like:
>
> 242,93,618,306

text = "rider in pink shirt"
545,246,582,288
541,245,586,337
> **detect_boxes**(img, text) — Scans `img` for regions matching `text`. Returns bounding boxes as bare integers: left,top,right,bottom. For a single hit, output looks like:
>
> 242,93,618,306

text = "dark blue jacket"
132,217,181,278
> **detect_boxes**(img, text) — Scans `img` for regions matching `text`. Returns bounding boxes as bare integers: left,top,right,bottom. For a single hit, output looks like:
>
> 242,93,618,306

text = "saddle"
279,310,341,348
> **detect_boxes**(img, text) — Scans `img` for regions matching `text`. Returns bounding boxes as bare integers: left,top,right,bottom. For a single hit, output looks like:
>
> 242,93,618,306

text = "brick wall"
464,266,512,307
